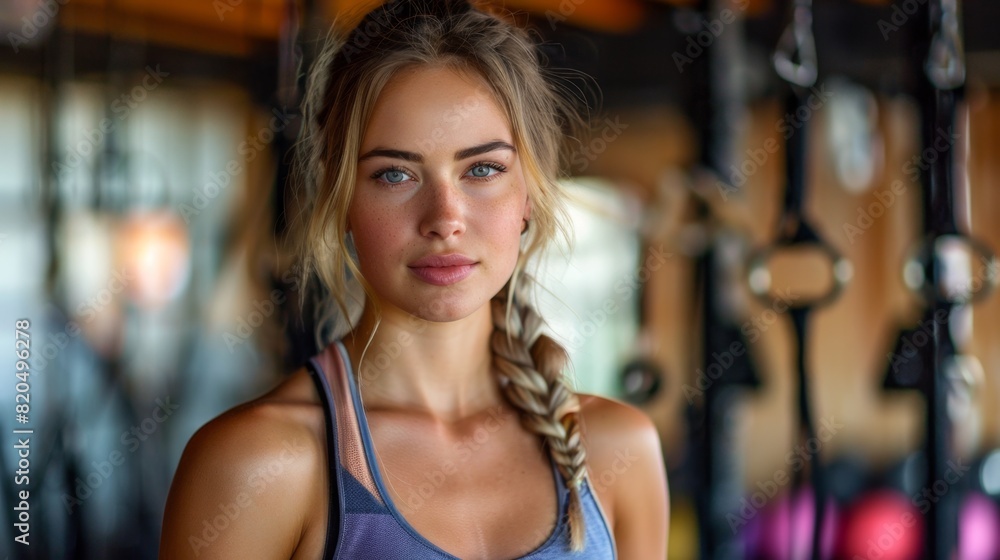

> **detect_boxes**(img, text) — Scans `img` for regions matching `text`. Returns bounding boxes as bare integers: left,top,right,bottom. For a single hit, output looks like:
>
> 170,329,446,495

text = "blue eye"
467,162,507,182
469,165,493,178
371,166,412,186
384,170,406,182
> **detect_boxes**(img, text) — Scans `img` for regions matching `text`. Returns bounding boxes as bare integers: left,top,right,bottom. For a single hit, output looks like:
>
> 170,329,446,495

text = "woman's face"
349,65,530,322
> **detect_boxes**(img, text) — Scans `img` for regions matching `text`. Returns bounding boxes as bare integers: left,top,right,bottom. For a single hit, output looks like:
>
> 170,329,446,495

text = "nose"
418,177,466,240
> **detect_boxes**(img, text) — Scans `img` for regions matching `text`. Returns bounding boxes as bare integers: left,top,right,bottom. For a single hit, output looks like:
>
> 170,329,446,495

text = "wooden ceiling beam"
55,0,290,55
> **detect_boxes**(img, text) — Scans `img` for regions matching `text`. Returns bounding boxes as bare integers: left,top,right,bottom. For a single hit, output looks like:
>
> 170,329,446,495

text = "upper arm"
158,404,322,560
579,394,669,560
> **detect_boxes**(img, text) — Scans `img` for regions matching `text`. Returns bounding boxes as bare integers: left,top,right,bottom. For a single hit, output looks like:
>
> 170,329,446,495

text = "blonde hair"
286,0,593,550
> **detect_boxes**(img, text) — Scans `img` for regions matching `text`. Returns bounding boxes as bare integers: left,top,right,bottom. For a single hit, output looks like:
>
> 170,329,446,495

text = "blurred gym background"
2,0,1000,558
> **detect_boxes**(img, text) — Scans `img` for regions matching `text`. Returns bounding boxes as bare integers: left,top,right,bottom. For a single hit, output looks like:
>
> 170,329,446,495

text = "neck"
342,299,506,422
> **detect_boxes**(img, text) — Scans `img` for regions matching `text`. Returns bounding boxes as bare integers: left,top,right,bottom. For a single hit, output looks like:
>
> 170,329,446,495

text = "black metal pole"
913,1,962,557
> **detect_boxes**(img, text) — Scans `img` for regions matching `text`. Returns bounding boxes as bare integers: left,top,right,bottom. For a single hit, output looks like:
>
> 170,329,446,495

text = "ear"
522,197,532,223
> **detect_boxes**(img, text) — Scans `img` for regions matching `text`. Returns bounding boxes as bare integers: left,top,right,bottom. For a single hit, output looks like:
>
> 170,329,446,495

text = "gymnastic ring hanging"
748,0,852,313
902,233,999,307
753,2,849,558
745,223,854,311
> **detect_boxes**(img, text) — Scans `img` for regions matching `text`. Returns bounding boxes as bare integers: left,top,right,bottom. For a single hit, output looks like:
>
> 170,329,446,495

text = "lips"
408,253,478,286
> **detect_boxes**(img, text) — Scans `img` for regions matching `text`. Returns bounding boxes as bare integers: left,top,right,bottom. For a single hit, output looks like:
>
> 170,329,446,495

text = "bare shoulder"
577,393,662,449
577,393,669,560
576,394,665,491
159,367,327,560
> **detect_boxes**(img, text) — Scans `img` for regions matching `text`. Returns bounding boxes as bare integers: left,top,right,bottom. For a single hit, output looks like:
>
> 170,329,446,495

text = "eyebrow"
357,140,516,164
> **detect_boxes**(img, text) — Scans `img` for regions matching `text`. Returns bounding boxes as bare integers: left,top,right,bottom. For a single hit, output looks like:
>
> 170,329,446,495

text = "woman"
159,1,668,558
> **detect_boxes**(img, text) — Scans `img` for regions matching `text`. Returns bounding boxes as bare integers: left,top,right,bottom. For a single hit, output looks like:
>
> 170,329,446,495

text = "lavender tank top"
305,339,618,559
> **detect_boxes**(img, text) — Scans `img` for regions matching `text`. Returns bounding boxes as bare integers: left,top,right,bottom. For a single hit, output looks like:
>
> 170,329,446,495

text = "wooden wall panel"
582,90,1000,485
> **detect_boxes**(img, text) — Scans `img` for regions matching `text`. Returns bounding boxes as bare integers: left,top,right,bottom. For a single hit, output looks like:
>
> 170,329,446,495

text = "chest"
365,406,565,559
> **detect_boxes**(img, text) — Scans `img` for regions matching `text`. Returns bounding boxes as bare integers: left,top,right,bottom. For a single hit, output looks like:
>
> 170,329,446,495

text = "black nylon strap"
781,87,828,560
769,3,835,556
305,358,341,559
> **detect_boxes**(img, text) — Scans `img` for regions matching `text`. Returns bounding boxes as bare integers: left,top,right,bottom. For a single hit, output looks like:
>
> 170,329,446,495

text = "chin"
398,279,506,323
418,290,485,321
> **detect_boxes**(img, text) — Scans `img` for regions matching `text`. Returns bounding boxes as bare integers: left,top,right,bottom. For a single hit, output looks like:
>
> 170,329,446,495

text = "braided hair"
491,279,589,549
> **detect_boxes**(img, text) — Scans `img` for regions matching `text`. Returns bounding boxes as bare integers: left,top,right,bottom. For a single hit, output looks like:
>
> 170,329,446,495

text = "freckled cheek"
477,199,526,251
350,210,406,272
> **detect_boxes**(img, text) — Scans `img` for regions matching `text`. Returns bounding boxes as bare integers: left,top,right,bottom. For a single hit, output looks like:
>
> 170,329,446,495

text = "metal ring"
925,0,966,90
746,240,853,310
902,233,999,306
773,1,817,89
